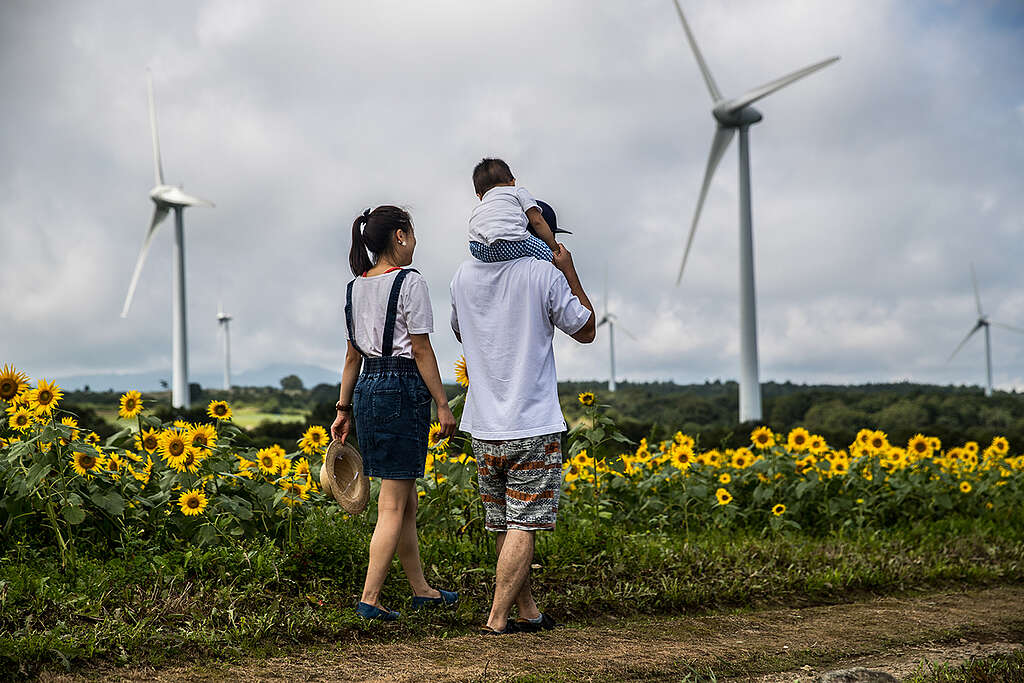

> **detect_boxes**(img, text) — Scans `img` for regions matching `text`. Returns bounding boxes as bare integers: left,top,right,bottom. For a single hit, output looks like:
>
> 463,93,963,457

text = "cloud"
1,0,1023,393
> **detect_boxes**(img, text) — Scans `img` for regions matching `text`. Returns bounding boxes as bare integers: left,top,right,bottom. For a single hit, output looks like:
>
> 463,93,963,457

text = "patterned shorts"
472,432,563,532
469,236,554,263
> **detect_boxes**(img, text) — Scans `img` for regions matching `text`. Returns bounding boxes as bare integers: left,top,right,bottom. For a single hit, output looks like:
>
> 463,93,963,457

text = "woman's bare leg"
360,478,415,607
395,484,440,598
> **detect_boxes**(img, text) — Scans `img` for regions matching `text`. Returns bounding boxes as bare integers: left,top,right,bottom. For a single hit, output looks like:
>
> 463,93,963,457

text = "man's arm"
551,244,596,344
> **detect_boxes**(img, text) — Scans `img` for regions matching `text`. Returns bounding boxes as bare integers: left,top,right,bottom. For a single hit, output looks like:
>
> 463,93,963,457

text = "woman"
331,205,458,620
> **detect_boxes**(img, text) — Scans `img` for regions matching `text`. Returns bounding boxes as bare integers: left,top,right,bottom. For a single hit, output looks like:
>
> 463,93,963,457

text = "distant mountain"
53,363,340,392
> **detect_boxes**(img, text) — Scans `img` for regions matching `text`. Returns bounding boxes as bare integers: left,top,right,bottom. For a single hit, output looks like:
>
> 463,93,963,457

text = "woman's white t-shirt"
344,269,434,359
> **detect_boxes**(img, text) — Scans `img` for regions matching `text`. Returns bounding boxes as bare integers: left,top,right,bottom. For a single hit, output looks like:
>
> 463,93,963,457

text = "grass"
88,404,308,430
906,651,1024,682
2,513,1023,677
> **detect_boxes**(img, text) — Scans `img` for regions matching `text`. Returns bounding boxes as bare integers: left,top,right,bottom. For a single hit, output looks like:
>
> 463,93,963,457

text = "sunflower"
751,426,775,449
85,431,101,446
0,364,29,402
106,453,124,480
928,436,942,452
207,399,232,421
772,503,786,516
159,429,189,463
8,406,33,432
578,392,595,406
868,430,889,452
299,425,329,455
907,434,932,459
718,472,731,484
256,448,280,475
236,455,257,478
427,422,449,451
188,423,217,450
731,448,754,469
293,457,311,477
959,480,972,494
118,390,144,419
808,435,828,455
796,455,817,475
786,427,810,453
168,446,203,474
29,378,63,416
454,355,469,388
71,449,106,477
268,445,291,474
715,487,733,505
178,489,208,516
136,427,160,454
990,436,1009,456
964,441,979,456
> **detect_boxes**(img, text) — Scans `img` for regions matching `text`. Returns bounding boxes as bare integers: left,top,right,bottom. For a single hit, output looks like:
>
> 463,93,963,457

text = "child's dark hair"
472,158,515,196
349,205,413,277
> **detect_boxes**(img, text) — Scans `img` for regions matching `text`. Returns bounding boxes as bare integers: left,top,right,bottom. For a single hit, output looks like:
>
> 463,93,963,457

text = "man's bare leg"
487,529,535,631
495,532,540,621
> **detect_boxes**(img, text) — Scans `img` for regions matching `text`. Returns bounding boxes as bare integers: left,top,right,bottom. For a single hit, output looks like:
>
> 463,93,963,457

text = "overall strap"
381,268,419,357
345,279,367,358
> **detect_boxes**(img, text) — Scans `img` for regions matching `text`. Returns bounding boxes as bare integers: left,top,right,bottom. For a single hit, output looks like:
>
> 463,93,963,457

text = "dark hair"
472,158,515,196
349,205,413,277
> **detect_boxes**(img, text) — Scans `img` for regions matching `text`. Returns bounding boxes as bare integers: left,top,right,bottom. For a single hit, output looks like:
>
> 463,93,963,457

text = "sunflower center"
0,381,14,398
125,399,136,410
794,435,805,444
144,436,158,449
183,452,195,466
214,405,227,416
193,436,207,447
81,455,95,469
170,441,184,456
38,390,53,405
187,497,199,509
262,456,274,467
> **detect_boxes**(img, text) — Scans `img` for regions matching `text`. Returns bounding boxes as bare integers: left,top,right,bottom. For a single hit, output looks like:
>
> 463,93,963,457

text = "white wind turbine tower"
671,1,839,422
948,265,1024,397
217,303,233,391
121,71,214,409
596,267,636,392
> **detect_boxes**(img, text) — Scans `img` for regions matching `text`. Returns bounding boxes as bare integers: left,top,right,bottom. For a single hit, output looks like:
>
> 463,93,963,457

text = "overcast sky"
2,0,1023,391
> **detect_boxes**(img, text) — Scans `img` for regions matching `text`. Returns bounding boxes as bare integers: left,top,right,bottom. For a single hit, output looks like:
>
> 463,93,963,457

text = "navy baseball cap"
530,199,572,236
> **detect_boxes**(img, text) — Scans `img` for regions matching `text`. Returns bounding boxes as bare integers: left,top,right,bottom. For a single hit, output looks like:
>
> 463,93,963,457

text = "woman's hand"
437,404,457,439
331,411,352,443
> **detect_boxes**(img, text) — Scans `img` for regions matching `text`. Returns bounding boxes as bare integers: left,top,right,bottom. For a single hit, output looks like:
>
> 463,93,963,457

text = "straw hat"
319,439,369,514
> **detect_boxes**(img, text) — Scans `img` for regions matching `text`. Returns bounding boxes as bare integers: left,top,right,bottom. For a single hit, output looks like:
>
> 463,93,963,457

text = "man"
450,238,595,634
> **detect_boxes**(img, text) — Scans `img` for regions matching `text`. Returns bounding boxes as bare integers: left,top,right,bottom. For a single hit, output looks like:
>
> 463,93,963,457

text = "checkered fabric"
469,235,554,263
472,432,563,532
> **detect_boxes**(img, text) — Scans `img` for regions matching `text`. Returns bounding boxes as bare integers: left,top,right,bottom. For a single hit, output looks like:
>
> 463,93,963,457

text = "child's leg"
469,238,553,263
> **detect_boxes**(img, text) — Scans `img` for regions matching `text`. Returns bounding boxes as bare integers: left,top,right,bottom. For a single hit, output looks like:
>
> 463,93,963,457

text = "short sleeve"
546,270,592,336
399,273,434,334
516,186,540,213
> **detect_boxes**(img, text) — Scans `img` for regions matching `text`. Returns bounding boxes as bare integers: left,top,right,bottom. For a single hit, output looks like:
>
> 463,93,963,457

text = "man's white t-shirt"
450,258,592,440
344,269,433,359
468,185,540,246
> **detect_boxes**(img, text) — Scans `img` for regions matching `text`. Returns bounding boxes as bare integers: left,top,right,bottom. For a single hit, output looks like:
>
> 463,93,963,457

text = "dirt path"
45,586,1024,682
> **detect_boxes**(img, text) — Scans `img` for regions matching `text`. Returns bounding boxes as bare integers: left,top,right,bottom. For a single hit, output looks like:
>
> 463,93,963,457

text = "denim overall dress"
346,269,431,479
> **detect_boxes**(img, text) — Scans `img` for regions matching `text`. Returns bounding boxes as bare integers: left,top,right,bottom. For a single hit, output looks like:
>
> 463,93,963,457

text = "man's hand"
331,412,352,443
437,404,457,438
551,242,575,275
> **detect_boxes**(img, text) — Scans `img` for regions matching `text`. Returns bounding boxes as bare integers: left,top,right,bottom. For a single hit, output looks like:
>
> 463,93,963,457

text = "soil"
41,585,1024,682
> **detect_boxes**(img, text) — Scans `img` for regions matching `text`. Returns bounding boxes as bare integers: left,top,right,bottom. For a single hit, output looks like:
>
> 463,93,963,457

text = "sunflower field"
2,362,1023,563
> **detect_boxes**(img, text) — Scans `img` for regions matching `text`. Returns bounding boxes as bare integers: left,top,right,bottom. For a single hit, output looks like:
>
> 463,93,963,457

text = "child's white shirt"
468,185,540,246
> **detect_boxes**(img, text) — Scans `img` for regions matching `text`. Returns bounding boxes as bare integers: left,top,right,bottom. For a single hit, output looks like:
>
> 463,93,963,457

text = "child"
468,158,560,263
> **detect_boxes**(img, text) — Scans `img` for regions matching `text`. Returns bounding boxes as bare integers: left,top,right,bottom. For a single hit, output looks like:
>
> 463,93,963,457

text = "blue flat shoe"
355,601,400,621
411,589,459,609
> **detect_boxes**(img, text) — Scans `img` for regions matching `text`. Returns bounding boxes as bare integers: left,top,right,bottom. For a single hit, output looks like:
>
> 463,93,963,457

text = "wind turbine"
949,265,1024,397
596,267,636,392
217,303,233,391
671,1,839,422
120,71,213,409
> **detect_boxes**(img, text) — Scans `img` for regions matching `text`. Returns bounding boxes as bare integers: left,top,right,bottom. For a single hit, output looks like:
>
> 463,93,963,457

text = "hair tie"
361,207,372,222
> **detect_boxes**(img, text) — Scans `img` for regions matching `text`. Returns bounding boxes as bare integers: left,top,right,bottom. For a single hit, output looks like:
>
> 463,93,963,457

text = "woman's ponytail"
348,206,413,277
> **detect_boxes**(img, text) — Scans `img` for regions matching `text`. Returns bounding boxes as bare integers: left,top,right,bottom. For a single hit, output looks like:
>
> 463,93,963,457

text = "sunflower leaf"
105,428,133,448
62,505,86,525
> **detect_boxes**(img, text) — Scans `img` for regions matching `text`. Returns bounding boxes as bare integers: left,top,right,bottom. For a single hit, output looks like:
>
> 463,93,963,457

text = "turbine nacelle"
712,105,762,128
149,184,214,208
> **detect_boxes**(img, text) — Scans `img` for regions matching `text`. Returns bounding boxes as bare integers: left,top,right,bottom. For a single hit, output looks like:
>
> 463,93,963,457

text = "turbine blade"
597,316,609,327
121,206,169,317
603,264,609,318
618,324,638,341
992,321,1024,335
677,125,735,284
155,186,215,207
670,0,722,102
718,56,839,115
147,70,164,186
970,263,983,316
948,322,983,361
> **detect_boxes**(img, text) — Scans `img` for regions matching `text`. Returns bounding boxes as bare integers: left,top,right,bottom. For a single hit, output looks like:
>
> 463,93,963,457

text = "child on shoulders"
468,158,560,263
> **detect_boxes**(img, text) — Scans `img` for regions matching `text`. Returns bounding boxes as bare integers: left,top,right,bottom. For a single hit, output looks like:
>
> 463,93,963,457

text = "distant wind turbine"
120,71,214,409
596,267,636,392
671,0,839,422
217,302,233,392
949,264,1024,397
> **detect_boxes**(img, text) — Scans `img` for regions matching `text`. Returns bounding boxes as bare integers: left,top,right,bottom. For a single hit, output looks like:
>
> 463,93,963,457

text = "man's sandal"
480,621,521,635
515,612,557,632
